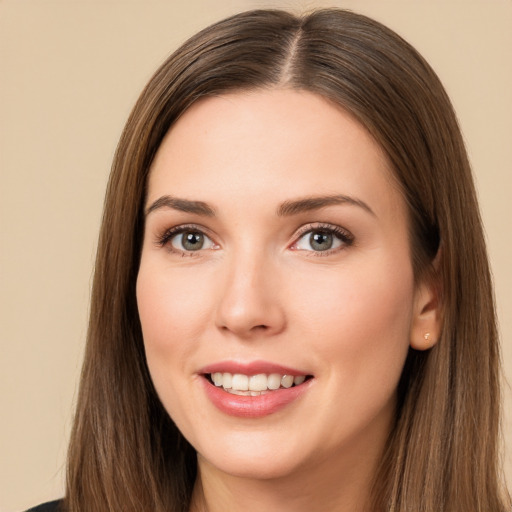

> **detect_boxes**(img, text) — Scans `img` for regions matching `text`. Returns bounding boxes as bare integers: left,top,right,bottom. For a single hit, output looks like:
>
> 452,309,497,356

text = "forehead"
147,89,403,220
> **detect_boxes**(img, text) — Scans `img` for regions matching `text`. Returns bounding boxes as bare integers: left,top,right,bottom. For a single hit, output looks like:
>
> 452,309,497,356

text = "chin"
200,452,303,481
195,431,311,481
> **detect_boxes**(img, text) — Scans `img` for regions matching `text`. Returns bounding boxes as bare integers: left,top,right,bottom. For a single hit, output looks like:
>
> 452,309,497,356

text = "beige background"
1,1,510,510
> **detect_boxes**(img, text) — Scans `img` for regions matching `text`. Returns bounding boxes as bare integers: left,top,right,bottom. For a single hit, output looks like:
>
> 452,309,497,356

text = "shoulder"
24,500,63,512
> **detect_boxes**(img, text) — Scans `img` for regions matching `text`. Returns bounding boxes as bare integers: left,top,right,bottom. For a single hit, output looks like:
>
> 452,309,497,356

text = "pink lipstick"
199,360,313,418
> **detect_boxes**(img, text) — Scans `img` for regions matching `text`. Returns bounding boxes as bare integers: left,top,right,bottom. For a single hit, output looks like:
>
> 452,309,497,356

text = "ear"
410,269,442,351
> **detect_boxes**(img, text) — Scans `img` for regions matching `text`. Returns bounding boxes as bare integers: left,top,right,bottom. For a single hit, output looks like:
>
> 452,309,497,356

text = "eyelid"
155,223,219,256
290,222,354,254
154,221,353,256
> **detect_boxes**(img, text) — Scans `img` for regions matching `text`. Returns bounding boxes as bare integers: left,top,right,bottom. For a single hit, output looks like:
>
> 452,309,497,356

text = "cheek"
137,261,209,344
136,262,213,431
290,258,414,383
135,261,213,394
287,260,414,447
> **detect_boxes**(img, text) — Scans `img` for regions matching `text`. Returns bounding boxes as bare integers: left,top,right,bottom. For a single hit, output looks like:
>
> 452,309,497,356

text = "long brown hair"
65,9,510,511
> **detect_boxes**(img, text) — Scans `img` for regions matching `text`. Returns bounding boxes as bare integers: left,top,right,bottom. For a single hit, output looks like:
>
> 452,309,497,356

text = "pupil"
183,232,204,251
310,231,333,251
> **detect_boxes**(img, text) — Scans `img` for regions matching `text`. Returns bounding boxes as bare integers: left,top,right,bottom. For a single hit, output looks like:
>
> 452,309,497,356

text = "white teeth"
281,375,294,388
222,372,232,389
231,374,249,391
212,372,223,386
293,375,306,385
229,389,248,396
267,373,282,390
249,374,267,391
209,372,308,392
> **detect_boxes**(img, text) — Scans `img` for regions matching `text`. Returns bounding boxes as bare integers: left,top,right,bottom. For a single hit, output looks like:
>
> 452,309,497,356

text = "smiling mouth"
205,372,313,396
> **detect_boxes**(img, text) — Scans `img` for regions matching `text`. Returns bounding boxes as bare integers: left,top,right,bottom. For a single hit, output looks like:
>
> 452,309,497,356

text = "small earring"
424,332,431,341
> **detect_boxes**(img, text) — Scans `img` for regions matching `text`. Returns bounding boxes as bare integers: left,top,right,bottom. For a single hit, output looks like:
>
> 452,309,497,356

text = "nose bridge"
216,243,285,337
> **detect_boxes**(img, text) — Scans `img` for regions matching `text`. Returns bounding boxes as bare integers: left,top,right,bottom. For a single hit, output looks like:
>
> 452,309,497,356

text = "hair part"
65,9,510,512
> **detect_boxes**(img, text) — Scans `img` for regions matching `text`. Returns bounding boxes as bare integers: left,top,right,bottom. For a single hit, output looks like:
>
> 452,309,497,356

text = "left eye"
293,229,348,252
170,230,216,252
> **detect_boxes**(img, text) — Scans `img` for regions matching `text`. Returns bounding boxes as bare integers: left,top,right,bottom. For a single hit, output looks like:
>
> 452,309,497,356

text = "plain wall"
1,1,511,510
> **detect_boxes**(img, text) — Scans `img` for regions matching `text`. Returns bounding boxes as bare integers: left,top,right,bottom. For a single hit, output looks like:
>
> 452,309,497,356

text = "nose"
215,249,286,339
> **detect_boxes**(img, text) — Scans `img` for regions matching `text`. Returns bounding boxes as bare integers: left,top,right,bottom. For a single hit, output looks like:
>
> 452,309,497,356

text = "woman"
28,8,510,512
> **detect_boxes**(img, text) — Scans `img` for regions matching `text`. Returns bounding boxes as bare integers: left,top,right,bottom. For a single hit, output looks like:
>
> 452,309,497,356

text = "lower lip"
201,377,312,418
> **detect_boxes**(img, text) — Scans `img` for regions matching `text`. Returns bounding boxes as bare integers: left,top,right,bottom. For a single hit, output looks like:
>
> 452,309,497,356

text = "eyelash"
155,224,215,257
291,223,354,256
155,222,354,257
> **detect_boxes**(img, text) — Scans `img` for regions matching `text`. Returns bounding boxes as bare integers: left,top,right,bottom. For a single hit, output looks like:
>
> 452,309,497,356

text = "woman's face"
137,89,430,482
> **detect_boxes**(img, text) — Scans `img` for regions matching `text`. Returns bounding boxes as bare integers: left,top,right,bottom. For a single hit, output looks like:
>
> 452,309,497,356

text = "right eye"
157,225,218,256
169,229,216,252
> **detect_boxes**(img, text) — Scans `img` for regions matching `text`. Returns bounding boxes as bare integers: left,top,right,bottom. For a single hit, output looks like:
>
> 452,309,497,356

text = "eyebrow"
145,195,216,217
145,193,375,218
277,194,375,217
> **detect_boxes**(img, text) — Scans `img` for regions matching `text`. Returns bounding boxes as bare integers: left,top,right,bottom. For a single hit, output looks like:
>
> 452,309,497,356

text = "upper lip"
199,360,311,377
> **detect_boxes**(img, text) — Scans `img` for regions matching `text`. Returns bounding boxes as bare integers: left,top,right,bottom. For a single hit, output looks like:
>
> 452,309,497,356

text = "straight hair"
65,9,510,511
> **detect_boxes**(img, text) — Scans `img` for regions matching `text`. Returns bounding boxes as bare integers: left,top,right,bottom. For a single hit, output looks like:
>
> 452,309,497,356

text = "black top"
25,500,63,512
